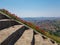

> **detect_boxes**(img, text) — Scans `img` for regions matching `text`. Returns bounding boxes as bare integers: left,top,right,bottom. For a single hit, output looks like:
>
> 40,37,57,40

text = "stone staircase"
0,25,23,43
0,13,59,45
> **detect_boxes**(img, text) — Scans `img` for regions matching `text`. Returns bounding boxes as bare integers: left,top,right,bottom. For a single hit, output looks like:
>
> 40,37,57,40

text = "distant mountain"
23,17,60,37
22,17,60,21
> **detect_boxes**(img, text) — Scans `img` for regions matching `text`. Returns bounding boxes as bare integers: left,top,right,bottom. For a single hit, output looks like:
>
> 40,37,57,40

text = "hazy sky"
0,0,60,17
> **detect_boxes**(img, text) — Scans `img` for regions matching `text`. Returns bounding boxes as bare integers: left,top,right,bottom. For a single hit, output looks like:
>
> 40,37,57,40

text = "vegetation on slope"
0,9,60,43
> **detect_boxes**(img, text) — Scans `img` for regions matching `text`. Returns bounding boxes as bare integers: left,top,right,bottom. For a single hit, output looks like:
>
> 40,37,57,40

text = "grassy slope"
0,11,60,43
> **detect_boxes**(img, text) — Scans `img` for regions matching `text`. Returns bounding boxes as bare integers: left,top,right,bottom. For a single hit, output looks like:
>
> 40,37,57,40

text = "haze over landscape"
0,0,60,17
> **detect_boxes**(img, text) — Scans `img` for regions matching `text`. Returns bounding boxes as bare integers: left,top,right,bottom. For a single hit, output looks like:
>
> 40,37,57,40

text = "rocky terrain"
0,9,60,45
0,22,58,45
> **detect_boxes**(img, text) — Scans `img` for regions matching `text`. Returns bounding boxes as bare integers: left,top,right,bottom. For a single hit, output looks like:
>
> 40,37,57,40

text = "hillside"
23,18,60,37
0,9,60,45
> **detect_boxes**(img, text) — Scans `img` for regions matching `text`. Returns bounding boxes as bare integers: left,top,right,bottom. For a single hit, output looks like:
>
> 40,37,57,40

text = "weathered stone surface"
35,34,58,45
15,29,33,45
0,13,9,19
0,20,20,30
0,13,59,45
0,25,23,43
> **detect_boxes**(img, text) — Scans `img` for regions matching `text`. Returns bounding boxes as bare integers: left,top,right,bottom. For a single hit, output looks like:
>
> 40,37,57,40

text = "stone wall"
0,21,21,30
0,13,9,19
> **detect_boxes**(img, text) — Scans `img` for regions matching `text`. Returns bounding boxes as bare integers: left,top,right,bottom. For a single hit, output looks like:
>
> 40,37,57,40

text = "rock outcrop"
0,10,59,45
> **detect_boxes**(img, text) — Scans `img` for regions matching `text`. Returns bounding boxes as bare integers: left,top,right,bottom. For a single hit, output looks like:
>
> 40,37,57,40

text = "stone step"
0,20,21,30
0,13,10,19
1,26,29,45
0,19,14,21
0,25,23,43
34,33,58,45
15,29,33,45
0,25,58,45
